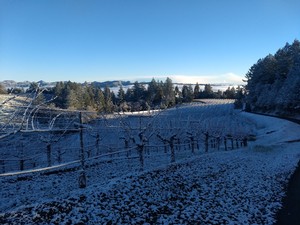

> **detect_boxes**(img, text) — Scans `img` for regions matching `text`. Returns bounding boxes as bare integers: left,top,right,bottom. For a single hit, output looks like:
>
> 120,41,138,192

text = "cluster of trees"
245,40,300,114
49,78,241,112
2,78,242,113
51,78,180,112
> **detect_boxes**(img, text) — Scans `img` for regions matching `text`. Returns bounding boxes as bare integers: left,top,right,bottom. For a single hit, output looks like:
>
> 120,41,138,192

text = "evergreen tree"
153,83,163,106
67,89,80,109
245,39,300,114
103,86,113,113
27,82,39,93
174,85,182,104
163,77,175,107
94,88,105,112
125,87,134,102
32,92,46,105
82,86,94,109
224,87,236,99
215,90,223,99
147,78,158,105
182,85,194,102
117,86,125,104
201,84,214,98
111,91,117,105
194,82,200,99
132,81,145,101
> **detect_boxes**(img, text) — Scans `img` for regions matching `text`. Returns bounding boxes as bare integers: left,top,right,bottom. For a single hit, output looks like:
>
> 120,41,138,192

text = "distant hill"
1,79,238,92
91,80,131,88
0,80,133,90
0,80,57,90
0,80,31,89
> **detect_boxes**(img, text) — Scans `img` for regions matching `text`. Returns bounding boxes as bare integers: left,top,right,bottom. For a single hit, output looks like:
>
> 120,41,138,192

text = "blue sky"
0,0,299,83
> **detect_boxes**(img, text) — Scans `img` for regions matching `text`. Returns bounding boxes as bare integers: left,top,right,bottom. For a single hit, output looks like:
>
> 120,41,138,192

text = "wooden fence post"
170,135,177,163
47,144,51,167
96,133,100,155
79,112,86,188
20,159,24,171
0,160,5,173
57,148,62,164
243,137,248,147
205,132,209,152
138,144,144,171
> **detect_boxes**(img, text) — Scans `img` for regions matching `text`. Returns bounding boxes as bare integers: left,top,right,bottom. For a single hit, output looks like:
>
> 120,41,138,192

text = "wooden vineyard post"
157,134,177,163
19,142,25,171
204,132,209,153
176,139,181,151
96,133,100,155
224,137,227,151
20,159,24,171
163,140,168,153
138,144,144,172
47,144,51,167
57,148,62,164
138,132,146,171
243,137,248,147
79,112,86,188
0,160,4,173
216,136,221,151
170,135,177,163
187,132,196,154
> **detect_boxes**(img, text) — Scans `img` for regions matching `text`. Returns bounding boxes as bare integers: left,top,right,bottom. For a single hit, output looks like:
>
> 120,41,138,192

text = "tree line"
2,78,242,112
245,39,300,114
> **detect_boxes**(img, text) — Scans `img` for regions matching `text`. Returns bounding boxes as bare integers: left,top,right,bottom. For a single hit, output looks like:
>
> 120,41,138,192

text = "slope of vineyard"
1,103,300,224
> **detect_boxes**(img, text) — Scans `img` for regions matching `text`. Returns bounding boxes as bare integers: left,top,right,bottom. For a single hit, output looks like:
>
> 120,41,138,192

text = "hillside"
1,104,300,224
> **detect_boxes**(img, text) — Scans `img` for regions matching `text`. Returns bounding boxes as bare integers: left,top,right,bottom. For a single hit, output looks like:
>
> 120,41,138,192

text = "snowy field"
1,103,300,224
0,100,239,174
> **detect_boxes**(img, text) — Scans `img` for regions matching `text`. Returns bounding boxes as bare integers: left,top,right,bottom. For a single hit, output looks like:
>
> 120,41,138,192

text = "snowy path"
1,111,300,224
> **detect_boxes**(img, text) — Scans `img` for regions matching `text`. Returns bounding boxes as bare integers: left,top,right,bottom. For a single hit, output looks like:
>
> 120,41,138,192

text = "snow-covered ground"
1,105,300,224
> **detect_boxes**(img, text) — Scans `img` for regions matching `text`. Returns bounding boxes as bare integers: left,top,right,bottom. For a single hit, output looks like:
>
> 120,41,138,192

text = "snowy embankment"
1,111,300,224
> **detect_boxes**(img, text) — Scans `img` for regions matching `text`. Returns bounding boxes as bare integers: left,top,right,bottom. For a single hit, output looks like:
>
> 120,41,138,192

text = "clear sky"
0,0,300,84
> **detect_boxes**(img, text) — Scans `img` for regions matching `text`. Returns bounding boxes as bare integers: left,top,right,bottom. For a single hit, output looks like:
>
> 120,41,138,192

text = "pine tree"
194,82,200,99
117,86,125,104
132,81,146,101
182,85,194,102
174,86,182,104
202,84,214,98
147,78,158,105
94,89,105,112
104,86,113,113
224,86,236,99
163,77,175,107
245,39,300,114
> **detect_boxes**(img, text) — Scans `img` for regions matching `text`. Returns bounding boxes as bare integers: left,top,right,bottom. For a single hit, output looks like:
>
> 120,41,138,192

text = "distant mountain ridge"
0,80,132,90
91,80,131,88
0,79,238,91
0,80,57,89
